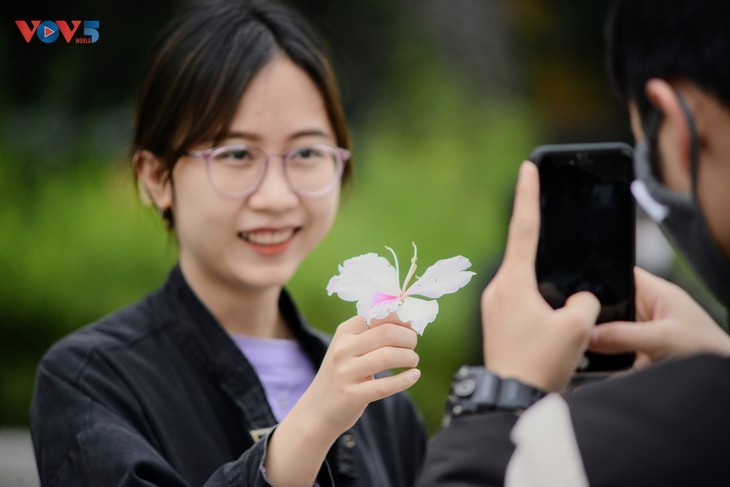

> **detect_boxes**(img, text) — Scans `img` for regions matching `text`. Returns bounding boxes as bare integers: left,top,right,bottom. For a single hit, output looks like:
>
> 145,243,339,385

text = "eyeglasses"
188,144,350,197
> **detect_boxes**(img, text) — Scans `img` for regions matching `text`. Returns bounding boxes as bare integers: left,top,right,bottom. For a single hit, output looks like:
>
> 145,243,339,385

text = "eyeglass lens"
207,145,341,196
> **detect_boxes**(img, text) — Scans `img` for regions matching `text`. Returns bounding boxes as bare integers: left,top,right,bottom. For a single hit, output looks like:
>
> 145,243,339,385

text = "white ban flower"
326,242,476,335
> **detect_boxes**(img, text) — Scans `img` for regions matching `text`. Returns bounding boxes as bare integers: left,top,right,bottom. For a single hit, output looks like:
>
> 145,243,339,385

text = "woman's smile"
239,227,300,255
168,56,340,290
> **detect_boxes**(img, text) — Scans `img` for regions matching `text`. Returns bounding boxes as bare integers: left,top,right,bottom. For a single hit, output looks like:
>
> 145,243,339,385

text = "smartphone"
530,142,636,374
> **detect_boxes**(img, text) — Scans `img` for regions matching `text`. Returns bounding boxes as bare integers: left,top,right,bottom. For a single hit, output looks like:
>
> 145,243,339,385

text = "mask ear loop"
674,92,701,198
643,107,663,180
643,92,700,199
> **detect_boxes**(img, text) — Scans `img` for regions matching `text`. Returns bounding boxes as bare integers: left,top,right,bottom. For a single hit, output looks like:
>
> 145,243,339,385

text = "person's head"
606,1,730,124
605,0,730,304
134,0,351,293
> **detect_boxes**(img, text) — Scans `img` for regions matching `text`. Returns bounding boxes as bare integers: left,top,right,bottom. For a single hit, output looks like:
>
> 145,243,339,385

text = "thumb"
335,315,370,336
550,291,600,345
368,312,415,331
560,291,601,325
501,161,541,278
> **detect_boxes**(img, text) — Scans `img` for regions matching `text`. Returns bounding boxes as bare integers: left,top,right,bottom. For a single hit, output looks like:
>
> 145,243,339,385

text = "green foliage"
0,153,176,425
0,66,535,434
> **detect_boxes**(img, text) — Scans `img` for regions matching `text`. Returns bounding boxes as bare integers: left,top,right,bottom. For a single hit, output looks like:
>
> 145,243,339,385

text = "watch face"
453,377,477,397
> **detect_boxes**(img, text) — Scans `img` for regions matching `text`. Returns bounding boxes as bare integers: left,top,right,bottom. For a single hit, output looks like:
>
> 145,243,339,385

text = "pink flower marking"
371,292,401,307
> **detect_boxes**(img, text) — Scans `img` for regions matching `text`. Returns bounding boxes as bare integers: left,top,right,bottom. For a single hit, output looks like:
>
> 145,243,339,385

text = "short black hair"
605,0,730,122
133,0,351,183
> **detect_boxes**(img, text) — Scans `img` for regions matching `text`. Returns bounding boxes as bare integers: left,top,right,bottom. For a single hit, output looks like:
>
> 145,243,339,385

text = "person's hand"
264,314,419,486
588,267,730,367
297,314,420,439
481,161,600,392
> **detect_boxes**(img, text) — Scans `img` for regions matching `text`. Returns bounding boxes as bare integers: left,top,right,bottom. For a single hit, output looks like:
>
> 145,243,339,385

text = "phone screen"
533,143,635,372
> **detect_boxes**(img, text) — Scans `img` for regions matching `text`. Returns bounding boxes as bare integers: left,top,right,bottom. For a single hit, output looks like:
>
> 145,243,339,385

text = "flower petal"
326,252,403,323
357,293,401,324
396,297,439,335
405,256,476,299
326,253,401,302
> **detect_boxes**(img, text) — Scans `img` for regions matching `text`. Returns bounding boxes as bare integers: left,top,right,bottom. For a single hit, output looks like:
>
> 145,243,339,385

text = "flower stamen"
400,242,418,296
385,245,400,285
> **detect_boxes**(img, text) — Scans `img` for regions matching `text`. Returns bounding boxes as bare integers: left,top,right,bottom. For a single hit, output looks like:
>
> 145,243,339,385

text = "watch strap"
447,366,547,418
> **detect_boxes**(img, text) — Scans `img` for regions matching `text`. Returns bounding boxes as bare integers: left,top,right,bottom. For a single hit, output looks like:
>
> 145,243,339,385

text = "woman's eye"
225,149,252,160
294,147,323,159
212,148,260,168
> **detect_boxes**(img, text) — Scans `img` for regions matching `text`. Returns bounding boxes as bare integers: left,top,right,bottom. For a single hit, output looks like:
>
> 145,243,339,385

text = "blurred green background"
1,0,638,434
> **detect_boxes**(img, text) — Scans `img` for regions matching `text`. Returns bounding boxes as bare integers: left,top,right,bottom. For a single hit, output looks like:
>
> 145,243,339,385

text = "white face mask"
632,93,730,306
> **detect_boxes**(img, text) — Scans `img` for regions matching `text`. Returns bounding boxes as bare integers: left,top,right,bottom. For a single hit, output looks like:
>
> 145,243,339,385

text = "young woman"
30,1,426,485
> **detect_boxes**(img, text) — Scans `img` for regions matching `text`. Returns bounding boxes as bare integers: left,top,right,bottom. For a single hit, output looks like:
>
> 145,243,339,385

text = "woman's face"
169,56,341,294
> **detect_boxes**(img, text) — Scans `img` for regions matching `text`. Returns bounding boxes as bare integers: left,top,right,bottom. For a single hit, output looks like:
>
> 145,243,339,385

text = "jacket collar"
157,264,329,431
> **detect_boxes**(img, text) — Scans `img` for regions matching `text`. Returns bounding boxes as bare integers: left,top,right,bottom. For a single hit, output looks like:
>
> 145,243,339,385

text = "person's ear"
645,78,693,186
134,150,173,212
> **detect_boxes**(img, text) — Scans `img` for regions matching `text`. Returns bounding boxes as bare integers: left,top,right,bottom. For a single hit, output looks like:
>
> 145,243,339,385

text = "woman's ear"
134,150,173,211
644,78,693,191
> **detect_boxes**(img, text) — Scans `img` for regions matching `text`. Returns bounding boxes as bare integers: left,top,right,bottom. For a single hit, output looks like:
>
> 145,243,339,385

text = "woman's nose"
246,158,299,211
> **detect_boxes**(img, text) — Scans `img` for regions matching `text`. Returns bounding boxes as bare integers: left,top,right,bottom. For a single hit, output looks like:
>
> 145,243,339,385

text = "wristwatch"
446,366,547,418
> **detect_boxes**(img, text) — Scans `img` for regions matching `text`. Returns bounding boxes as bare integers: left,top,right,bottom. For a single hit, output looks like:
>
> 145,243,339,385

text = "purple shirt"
231,334,316,422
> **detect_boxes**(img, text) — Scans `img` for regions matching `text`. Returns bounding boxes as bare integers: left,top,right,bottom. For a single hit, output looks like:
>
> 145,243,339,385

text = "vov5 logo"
15,20,100,44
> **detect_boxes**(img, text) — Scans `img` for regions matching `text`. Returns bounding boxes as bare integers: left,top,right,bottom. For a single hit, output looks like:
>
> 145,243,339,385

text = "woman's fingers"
357,323,418,353
353,368,422,403
343,346,420,380
333,317,418,357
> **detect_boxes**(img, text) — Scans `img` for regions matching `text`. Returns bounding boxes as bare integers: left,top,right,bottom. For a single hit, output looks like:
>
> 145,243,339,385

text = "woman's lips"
239,228,299,255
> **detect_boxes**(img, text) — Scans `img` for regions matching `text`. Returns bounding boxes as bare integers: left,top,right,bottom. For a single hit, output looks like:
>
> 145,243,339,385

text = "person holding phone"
30,1,426,485
419,1,730,485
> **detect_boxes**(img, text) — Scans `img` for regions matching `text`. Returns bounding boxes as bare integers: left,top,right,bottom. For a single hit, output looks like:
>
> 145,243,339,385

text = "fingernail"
411,368,421,380
518,160,530,181
516,161,529,187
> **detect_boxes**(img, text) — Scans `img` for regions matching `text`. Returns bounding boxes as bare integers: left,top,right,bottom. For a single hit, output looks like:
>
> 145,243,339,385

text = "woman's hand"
302,314,421,437
264,314,420,486
588,267,730,367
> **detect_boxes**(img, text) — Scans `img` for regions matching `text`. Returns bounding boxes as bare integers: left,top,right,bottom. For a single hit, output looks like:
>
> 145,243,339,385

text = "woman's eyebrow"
286,129,332,141
223,131,261,142
221,128,333,144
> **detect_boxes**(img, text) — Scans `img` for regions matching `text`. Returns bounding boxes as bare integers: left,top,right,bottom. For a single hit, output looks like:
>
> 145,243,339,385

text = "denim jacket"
31,265,426,486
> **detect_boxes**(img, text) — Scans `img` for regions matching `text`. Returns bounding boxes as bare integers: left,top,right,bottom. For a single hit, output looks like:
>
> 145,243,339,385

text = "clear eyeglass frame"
187,143,350,198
